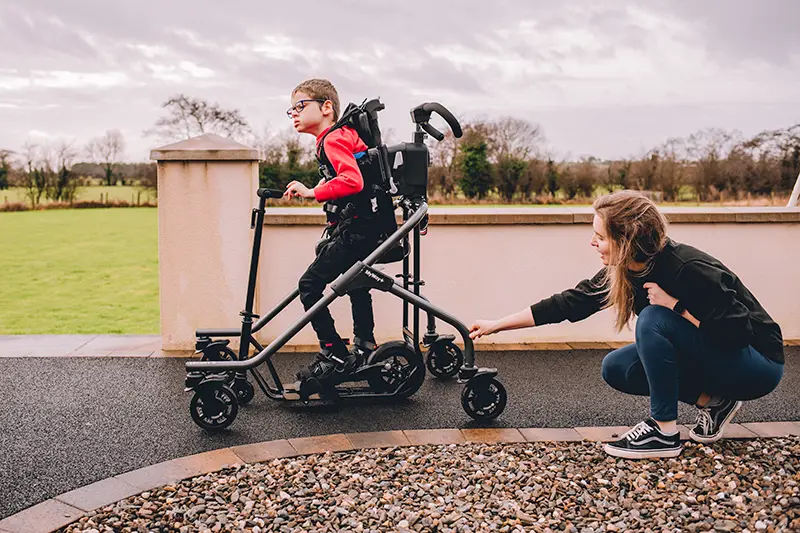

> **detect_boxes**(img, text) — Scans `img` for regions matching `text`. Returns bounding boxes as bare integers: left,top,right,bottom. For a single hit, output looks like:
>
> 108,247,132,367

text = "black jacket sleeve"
531,269,609,325
676,260,754,349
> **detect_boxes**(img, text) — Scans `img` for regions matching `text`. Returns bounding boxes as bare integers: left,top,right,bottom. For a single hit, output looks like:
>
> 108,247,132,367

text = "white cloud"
0,70,129,90
179,61,214,78
0,0,798,161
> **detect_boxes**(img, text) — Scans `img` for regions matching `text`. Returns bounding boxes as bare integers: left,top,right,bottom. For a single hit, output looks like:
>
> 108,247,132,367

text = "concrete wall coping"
149,133,262,161
263,206,800,225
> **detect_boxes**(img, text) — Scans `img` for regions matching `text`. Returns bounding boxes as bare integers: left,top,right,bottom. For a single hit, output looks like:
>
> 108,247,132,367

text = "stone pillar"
150,133,261,350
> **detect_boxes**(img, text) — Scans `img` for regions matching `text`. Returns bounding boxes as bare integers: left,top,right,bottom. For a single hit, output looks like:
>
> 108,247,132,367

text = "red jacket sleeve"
313,127,369,202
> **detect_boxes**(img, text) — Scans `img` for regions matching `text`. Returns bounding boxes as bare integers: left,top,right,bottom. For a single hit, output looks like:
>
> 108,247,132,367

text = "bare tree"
486,118,545,201
146,94,251,143
520,157,547,200
605,159,632,192
487,117,544,162
743,124,800,193
86,130,126,186
428,129,461,198
654,138,688,201
630,151,659,193
685,128,736,200
19,142,47,207
736,132,783,195
573,157,598,198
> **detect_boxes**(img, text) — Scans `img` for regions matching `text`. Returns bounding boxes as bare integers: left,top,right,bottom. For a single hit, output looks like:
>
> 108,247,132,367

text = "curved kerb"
1,423,799,533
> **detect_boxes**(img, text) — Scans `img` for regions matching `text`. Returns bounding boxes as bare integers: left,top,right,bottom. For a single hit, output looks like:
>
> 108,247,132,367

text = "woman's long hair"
593,190,669,331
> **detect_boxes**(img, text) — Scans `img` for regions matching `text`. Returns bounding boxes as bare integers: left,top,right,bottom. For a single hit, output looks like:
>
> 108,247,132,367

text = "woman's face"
591,213,612,266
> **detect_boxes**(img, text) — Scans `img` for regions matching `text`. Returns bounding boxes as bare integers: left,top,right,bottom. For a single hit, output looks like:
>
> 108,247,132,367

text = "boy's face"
289,91,333,134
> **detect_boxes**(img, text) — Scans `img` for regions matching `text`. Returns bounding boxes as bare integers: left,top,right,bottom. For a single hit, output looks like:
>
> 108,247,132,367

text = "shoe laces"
624,421,655,441
695,408,714,434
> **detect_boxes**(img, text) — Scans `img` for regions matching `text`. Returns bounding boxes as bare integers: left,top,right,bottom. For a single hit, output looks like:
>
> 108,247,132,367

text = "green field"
0,208,159,334
1,186,156,206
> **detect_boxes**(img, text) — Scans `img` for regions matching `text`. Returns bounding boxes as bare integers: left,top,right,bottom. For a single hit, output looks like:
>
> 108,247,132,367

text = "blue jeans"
601,305,784,421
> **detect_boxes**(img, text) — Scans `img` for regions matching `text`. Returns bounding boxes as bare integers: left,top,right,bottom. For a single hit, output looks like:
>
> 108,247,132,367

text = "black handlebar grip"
421,122,445,141
258,188,284,199
422,102,463,138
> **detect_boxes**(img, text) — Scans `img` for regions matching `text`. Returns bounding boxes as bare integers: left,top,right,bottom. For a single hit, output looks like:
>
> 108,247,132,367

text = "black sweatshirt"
530,239,785,364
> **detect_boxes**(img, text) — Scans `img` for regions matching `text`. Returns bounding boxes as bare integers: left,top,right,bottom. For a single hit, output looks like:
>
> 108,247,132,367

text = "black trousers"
298,221,379,348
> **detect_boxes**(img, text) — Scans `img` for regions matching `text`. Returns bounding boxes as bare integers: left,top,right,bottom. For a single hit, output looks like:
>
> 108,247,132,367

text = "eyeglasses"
286,99,326,118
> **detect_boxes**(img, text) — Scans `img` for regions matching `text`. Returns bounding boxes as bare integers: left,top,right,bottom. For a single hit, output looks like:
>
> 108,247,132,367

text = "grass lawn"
0,208,159,334
2,186,156,206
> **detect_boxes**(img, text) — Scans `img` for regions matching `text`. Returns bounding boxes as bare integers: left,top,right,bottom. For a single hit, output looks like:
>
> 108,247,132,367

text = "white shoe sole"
603,443,683,459
690,401,743,444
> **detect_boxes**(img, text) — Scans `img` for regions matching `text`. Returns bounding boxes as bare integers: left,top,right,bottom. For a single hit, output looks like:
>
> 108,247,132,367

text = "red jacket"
313,125,368,203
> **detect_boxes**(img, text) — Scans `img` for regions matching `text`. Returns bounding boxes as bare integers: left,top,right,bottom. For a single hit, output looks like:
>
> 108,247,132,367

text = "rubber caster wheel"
200,345,236,361
426,341,464,380
366,341,426,399
461,378,507,421
190,382,239,431
234,377,255,405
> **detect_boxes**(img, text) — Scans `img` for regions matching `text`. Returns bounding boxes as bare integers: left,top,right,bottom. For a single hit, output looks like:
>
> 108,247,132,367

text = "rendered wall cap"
150,133,262,161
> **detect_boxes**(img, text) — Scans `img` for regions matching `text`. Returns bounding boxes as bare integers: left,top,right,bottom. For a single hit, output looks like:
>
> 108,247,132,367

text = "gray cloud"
656,0,800,65
1,0,798,161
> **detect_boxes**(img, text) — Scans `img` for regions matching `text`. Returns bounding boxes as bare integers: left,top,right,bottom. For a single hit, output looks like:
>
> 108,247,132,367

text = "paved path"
1,341,797,520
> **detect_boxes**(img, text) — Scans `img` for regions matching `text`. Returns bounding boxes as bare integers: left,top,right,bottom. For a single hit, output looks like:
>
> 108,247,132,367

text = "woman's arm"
677,260,753,346
643,282,701,327
470,269,609,340
681,309,701,328
469,308,535,339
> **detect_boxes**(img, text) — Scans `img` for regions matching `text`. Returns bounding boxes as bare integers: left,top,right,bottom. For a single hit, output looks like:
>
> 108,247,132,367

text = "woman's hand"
284,180,316,199
643,282,678,310
469,319,500,339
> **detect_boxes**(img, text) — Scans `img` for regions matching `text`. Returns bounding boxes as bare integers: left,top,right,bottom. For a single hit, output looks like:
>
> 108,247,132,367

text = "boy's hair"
292,78,340,122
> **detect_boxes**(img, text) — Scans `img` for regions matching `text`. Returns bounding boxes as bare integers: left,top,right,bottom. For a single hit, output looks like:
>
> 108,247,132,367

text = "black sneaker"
689,399,743,443
603,418,682,459
349,337,377,368
296,342,355,401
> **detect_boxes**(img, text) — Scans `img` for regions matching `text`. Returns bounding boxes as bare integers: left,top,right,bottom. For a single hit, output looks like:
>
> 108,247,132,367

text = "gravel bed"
58,437,800,533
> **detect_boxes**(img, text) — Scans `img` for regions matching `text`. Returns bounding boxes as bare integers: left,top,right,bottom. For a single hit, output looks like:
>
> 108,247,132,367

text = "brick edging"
2,423,799,533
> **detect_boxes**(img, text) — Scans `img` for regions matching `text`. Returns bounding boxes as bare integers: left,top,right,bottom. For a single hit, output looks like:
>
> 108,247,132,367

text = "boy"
283,78,380,398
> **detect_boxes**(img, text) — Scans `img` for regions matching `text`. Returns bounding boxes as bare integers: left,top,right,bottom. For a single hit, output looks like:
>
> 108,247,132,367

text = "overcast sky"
1,0,798,162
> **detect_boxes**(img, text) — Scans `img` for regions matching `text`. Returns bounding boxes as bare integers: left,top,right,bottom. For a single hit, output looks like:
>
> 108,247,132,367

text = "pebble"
53,437,800,533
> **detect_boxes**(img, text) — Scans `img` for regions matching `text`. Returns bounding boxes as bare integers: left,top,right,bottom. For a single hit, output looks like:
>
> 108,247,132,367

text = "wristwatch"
672,300,686,315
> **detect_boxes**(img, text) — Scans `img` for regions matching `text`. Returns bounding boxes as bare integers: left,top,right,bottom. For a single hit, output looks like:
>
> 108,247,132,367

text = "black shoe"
296,342,355,400
690,399,743,443
349,337,377,368
603,418,682,459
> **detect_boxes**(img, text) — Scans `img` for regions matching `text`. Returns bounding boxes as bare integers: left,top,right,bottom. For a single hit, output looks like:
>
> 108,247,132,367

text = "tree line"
253,117,800,204
1,94,798,208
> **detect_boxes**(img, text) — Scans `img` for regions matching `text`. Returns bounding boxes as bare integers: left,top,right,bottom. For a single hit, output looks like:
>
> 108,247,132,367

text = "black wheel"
366,341,426,399
234,377,255,405
190,382,239,431
461,378,507,421
200,345,236,362
426,342,464,380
